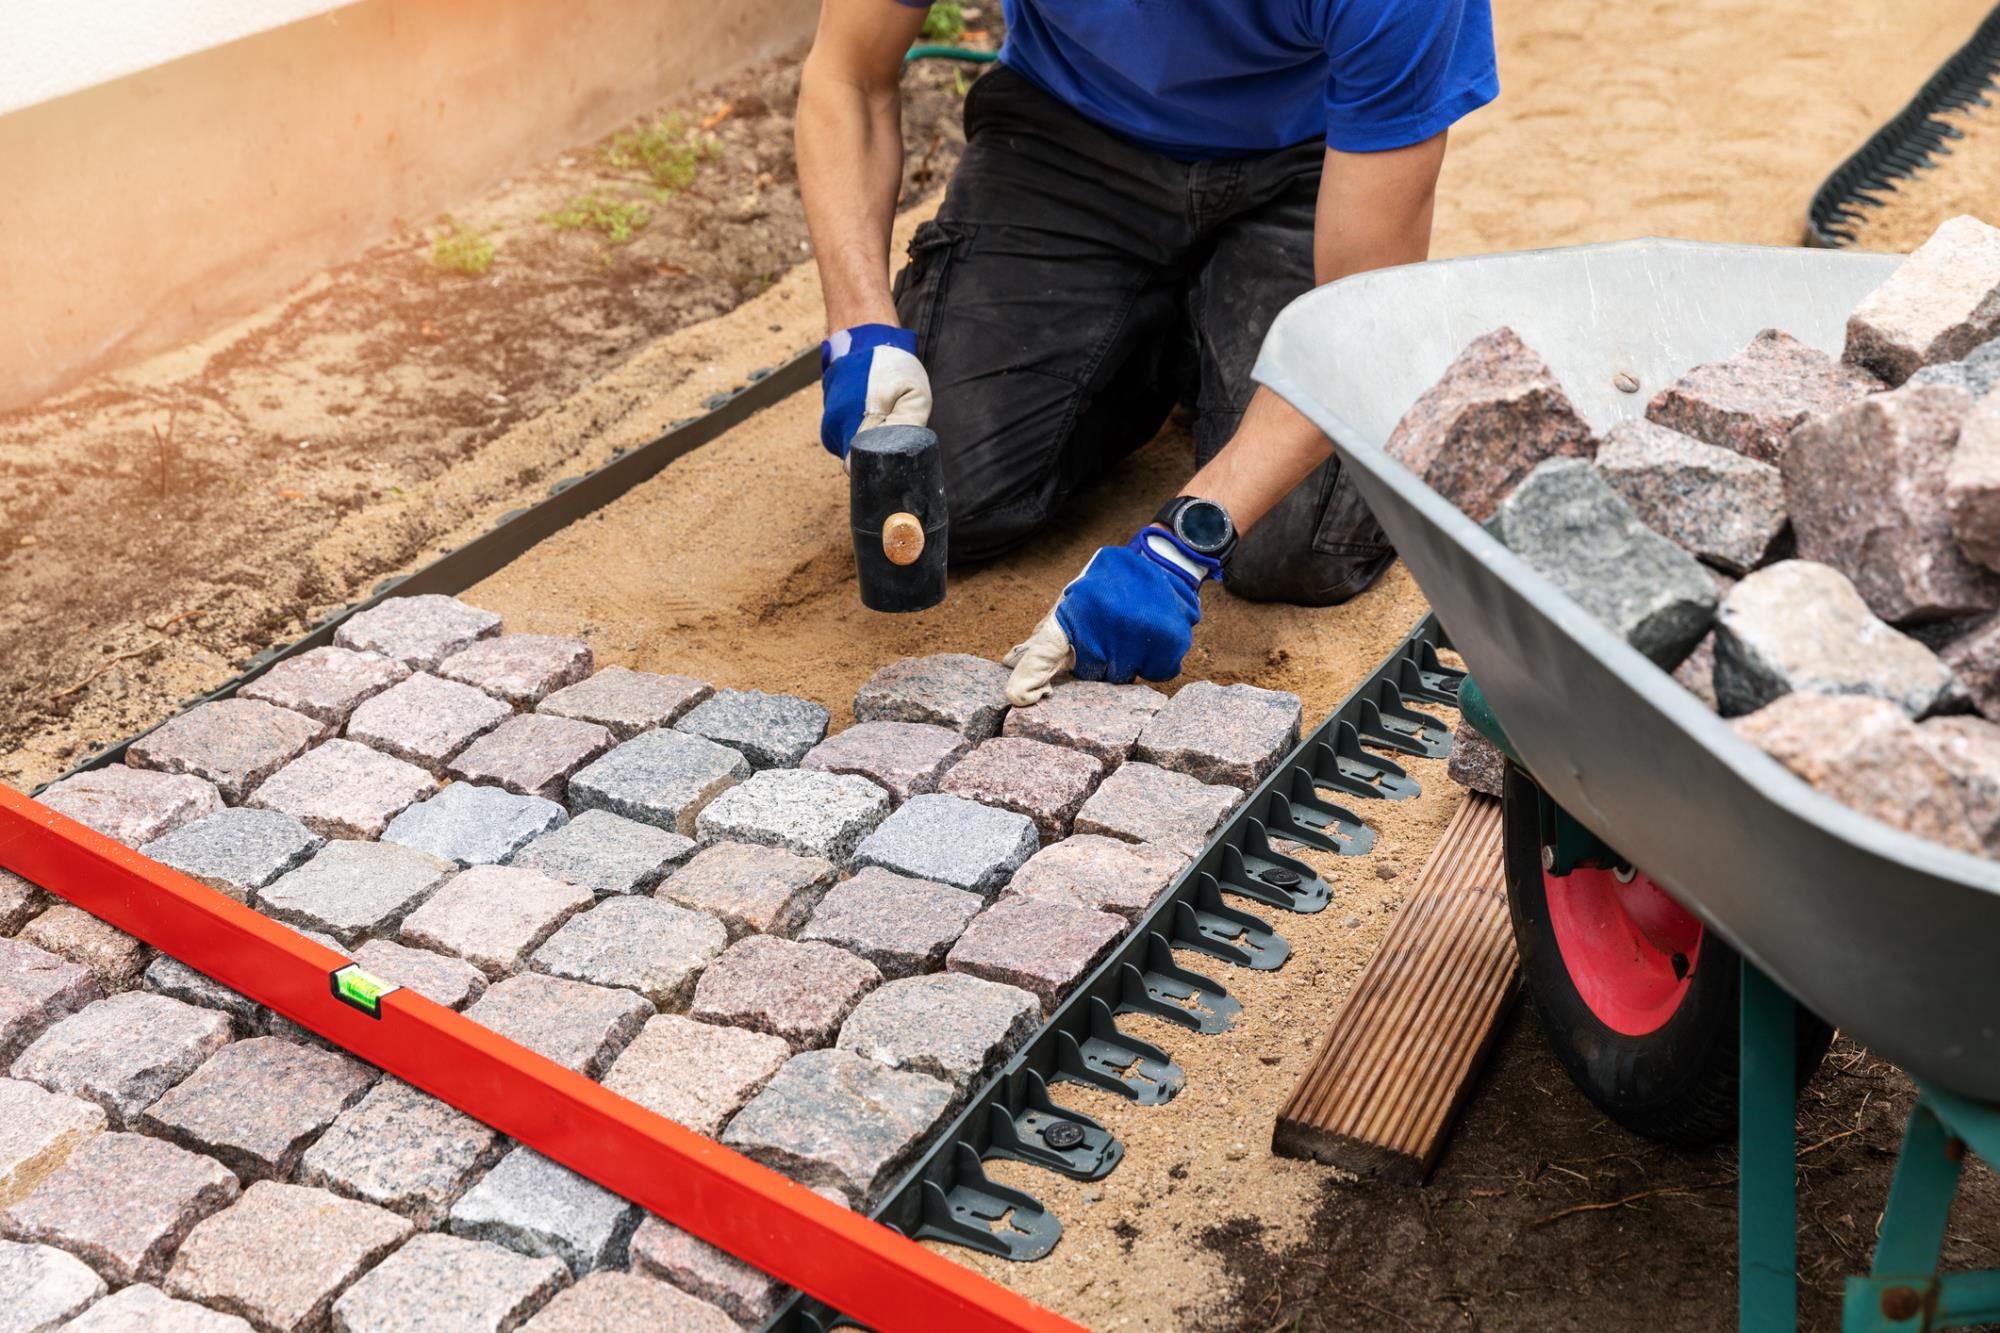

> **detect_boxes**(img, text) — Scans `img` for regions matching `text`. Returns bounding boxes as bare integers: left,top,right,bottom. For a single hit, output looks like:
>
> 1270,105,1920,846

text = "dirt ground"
7,0,2000,1329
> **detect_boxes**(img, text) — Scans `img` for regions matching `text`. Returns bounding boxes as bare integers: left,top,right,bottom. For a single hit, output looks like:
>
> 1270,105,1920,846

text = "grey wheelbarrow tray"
1254,237,2000,1104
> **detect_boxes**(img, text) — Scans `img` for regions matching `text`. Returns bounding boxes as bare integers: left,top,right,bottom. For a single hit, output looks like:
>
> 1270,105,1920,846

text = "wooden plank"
1271,793,1518,1183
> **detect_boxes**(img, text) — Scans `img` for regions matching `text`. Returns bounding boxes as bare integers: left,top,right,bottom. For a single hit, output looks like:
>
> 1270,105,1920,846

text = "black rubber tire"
1501,766,1832,1146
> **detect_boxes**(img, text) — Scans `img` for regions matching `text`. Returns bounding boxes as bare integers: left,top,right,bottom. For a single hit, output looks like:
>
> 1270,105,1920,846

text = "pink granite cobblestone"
127,700,326,804
438,635,593,707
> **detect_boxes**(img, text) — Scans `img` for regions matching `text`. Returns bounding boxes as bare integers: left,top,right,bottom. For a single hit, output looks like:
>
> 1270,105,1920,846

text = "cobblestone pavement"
7,596,1297,1328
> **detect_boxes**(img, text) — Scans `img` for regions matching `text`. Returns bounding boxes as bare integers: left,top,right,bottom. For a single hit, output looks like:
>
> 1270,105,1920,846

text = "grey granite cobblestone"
0,1078,104,1209
693,769,889,863
508,810,692,897
674,690,829,770
0,1238,104,1330
1135,681,1303,789
141,809,323,903
529,898,725,1009
330,1232,567,1333
1073,761,1241,846
349,940,488,1011
1000,679,1166,765
448,1148,637,1277
142,957,260,1032
383,783,567,867
853,654,1011,740
520,1271,734,1333
850,793,1038,895
568,730,749,836
258,841,455,946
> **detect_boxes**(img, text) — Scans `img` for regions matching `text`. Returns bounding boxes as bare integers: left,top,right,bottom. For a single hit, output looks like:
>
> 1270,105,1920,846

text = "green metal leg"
1740,960,1800,1332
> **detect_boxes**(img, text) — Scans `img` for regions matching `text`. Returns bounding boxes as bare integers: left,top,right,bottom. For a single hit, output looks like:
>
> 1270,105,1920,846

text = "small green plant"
921,1,966,41
543,193,653,245
605,112,723,193
430,215,495,275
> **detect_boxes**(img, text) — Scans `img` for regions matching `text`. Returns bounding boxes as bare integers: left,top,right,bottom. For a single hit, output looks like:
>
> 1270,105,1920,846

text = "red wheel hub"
1544,863,1704,1036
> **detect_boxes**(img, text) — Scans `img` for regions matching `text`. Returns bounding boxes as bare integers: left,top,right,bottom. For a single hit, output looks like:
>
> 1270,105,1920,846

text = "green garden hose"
905,45,998,62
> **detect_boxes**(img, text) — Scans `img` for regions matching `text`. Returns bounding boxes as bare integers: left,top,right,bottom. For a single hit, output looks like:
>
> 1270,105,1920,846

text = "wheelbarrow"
1256,238,2000,1332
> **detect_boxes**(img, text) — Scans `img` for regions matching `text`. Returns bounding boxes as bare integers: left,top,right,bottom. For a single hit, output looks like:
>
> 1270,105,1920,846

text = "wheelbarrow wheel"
1501,767,1831,1145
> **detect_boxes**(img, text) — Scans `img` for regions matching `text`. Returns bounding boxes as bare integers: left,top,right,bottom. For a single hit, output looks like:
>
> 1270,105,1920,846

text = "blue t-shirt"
943,0,1497,160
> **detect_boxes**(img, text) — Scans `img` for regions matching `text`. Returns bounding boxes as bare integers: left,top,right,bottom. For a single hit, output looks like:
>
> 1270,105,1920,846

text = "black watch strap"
1154,495,1238,565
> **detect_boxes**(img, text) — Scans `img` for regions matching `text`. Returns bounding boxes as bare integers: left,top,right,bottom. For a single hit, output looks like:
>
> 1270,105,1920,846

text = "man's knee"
947,495,1047,567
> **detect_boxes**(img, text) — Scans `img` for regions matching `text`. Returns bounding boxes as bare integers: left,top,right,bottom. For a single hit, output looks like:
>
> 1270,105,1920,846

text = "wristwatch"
1153,495,1238,567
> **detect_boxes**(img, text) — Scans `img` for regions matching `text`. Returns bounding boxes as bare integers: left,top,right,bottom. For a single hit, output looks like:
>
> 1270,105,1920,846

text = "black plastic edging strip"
1805,2,2000,248
34,349,819,796
766,614,1462,1333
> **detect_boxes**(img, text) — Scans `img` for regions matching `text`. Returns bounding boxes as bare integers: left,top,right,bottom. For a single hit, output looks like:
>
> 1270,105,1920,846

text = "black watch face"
1179,500,1232,551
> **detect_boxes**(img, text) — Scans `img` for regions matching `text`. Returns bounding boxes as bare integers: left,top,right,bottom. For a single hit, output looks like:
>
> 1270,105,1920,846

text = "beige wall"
0,0,817,412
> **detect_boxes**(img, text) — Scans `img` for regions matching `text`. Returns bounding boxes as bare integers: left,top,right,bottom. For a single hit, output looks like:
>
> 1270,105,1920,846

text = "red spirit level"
0,784,1082,1333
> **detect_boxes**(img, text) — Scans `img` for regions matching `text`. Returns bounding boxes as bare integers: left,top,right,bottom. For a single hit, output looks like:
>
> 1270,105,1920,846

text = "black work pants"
892,65,1393,605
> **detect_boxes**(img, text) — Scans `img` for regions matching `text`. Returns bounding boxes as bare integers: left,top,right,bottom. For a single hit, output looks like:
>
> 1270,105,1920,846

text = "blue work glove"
1002,528,1222,705
819,323,933,461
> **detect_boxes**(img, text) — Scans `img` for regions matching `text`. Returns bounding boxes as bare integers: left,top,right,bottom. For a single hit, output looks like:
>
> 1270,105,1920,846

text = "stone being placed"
258,840,454,946
694,769,890,863
836,972,1039,1099
127,700,326,806
18,906,148,986
139,1036,377,1183
59,1284,255,1333
1595,418,1790,573
850,794,1039,895
797,868,983,978
1135,681,1303,789
1947,393,2000,573
438,635,593,707
165,1181,412,1333
509,809,694,897
143,956,261,1032
0,1131,239,1285
520,1271,734,1333
530,898,726,1009
999,834,1189,923
1487,457,1718,666
0,940,103,1069
334,594,503,671
37,766,222,848
1674,630,1721,712
345,672,513,774
0,1239,104,1330
239,647,409,729
0,1078,104,1209
600,1014,789,1137
722,1049,953,1208
1784,381,2000,623
300,1079,504,1228
674,690,830,770
1072,761,1241,847
1734,693,1981,853
10,992,231,1129
797,721,969,804
461,974,650,1077
1445,718,1508,796
1917,715,2000,857
688,937,881,1050
1383,326,1597,522
398,864,592,977
1712,561,1955,718
568,730,750,836
448,1148,638,1276
1915,335,2000,400
946,897,1126,1014
537,666,713,740
655,842,836,941
938,736,1104,842
448,715,613,804
852,655,1011,740
331,1232,567,1333
383,782,567,867
248,739,436,840
1000,679,1168,766
349,940,488,1010
140,808,323,903
1845,215,2000,384
1646,328,1882,464
0,870,46,936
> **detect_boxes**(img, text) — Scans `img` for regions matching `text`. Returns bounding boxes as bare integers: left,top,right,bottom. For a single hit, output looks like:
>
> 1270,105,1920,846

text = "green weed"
922,1,967,41
543,193,652,245
430,216,495,275
605,112,723,193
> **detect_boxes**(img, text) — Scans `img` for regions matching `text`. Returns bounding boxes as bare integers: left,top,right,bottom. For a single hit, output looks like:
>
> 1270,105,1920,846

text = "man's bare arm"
796,1,930,333
1179,131,1449,534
